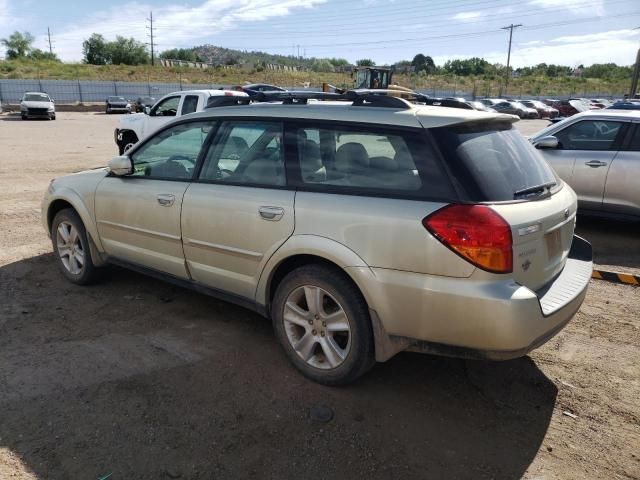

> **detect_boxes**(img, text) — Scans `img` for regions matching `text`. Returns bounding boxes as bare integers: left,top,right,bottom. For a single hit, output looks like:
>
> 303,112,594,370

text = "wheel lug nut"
320,331,325,337
312,329,317,335
314,315,319,320
322,321,326,327
308,319,314,325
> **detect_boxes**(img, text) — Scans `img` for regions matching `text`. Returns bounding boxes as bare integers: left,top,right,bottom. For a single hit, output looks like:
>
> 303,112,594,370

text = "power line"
502,23,522,93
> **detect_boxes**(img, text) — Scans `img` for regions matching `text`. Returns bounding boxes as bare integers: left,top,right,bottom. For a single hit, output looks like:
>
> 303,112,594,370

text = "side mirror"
534,135,559,149
108,155,133,176
144,106,151,115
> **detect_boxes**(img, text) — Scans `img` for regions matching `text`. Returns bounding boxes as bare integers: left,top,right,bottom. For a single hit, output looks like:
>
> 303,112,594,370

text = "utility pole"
47,27,53,54
501,23,522,95
146,11,155,66
629,27,640,99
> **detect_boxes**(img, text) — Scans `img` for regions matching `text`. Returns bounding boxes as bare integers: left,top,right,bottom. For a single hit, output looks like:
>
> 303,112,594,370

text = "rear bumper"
362,236,592,361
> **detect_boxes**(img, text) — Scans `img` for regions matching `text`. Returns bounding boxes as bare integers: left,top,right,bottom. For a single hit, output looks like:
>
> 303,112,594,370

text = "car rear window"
431,122,559,202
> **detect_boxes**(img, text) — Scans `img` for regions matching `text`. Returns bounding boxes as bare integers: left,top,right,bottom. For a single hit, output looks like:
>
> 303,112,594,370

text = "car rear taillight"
423,204,513,274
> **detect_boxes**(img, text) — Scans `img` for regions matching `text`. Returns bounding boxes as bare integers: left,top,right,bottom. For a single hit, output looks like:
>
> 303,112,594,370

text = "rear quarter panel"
293,192,476,277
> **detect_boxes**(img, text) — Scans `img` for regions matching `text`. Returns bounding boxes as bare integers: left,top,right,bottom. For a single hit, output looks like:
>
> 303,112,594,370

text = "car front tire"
271,264,375,385
51,209,99,285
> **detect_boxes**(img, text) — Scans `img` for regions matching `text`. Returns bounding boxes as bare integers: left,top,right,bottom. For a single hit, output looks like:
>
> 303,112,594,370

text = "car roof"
175,89,248,97
184,101,517,129
24,91,49,95
569,109,640,119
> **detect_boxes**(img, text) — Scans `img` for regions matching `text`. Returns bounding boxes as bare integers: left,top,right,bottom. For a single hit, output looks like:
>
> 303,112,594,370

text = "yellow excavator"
324,65,415,97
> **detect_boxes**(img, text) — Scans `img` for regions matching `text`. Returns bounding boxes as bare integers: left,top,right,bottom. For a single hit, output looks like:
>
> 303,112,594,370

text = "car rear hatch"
431,120,577,291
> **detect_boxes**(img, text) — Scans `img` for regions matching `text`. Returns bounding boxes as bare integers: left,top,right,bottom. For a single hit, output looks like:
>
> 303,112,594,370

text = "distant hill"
191,45,318,68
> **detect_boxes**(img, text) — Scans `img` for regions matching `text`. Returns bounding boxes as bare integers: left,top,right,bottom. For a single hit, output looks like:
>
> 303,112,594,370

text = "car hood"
22,101,54,109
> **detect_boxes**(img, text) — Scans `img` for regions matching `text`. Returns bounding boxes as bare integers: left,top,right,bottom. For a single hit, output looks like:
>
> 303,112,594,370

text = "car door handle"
259,206,284,221
585,160,608,168
157,194,175,207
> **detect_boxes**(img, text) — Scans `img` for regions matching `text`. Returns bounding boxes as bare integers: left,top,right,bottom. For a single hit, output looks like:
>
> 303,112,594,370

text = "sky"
0,0,639,67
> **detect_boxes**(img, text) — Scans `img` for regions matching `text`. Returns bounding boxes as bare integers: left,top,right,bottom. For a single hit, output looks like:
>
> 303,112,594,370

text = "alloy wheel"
282,285,352,370
56,221,85,275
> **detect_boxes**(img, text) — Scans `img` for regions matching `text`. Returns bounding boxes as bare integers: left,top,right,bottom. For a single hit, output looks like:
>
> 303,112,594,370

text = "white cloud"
528,0,605,17
451,11,483,22
45,0,327,61
451,6,513,22
432,29,640,67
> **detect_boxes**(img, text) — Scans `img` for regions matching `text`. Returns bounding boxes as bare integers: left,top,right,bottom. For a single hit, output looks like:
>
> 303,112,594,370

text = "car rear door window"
626,124,640,151
292,123,454,199
199,121,285,186
181,95,199,115
555,120,625,151
129,121,212,179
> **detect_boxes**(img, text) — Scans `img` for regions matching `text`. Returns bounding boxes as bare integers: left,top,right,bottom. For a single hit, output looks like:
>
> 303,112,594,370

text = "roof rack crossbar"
249,89,422,109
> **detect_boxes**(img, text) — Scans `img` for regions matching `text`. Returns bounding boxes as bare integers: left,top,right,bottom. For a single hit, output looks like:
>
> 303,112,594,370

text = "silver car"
531,110,640,220
20,91,56,120
42,92,592,384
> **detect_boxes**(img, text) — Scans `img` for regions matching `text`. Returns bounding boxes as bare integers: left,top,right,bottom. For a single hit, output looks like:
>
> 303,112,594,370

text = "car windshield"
108,96,126,102
511,101,527,108
23,93,50,102
431,122,558,202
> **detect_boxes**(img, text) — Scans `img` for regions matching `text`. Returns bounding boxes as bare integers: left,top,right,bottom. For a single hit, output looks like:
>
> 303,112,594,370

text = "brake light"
423,204,513,273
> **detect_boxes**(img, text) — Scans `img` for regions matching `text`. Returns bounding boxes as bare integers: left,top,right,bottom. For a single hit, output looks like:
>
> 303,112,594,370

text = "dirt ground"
0,113,638,480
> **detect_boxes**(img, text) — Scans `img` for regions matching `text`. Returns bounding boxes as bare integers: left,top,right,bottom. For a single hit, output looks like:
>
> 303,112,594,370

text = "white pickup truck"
114,89,248,154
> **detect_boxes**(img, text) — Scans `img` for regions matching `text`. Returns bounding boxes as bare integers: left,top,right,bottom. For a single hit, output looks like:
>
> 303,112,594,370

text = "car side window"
293,125,452,198
627,125,640,151
181,95,199,115
129,121,213,179
199,121,285,186
555,120,624,151
150,96,180,117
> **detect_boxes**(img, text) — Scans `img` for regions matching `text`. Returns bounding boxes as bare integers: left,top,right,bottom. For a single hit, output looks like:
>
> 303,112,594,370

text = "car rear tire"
21,115,27,120
271,264,375,385
51,209,99,285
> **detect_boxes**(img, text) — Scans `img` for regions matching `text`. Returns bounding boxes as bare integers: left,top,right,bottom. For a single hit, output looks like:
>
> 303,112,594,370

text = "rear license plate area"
545,229,562,260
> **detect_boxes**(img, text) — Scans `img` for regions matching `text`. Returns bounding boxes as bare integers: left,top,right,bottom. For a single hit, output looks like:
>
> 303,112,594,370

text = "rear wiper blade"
514,181,556,198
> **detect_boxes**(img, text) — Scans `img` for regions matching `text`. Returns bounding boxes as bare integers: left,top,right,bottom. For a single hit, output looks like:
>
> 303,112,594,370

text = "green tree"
159,48,203,62
1,31,34,59
356,58,374,66
82,34,110,65
108,36,149,65
411,54,436,74
311,59,335,72
29,48,60,61
327,57,350,67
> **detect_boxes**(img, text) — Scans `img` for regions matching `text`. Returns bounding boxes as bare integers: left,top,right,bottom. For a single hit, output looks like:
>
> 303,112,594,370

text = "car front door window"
150,96,180,117
129,122,212,179
555,120,624,150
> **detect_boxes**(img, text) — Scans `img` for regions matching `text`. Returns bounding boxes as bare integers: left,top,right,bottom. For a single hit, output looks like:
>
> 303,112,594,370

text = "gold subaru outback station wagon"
42,90,593,385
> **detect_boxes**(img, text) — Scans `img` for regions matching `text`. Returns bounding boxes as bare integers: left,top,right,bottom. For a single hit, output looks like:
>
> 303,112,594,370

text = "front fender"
44,187,104,253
